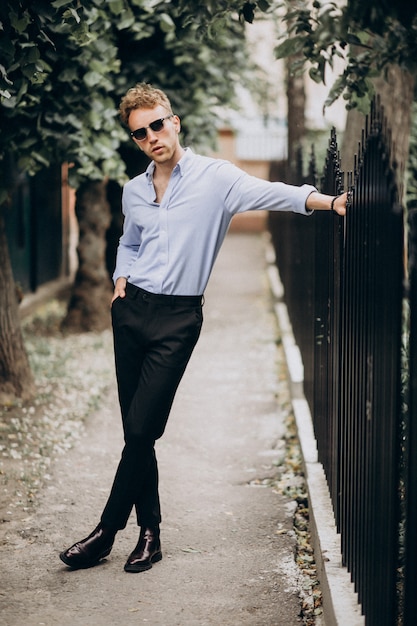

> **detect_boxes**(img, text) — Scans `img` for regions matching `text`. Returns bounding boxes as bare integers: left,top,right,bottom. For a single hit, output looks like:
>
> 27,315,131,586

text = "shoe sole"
124,551,163,573
59,546,112,569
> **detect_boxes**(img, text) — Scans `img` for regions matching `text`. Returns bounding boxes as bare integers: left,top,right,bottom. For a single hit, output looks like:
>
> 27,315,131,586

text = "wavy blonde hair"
119,83,173,126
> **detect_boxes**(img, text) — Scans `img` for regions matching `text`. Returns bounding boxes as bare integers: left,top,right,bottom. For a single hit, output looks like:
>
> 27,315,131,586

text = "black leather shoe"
60,523,116,569
124,527,162,573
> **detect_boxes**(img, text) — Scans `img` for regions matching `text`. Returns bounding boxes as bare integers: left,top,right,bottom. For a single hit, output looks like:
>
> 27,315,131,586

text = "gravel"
0,299,114,523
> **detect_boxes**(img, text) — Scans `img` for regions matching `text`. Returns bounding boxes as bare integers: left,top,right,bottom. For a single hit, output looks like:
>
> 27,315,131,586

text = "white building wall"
219,11,347,161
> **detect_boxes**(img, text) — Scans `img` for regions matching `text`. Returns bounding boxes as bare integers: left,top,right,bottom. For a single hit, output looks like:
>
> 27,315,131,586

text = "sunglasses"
130,115,174,141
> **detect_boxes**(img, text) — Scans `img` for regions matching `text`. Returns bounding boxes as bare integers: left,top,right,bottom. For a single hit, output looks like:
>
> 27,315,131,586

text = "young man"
60,83,347,573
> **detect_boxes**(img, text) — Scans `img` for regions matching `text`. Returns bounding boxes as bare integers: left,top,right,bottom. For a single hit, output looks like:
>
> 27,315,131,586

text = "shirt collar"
145,147,194,182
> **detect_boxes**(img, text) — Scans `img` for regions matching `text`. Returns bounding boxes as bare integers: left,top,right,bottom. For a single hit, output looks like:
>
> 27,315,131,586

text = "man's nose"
147,129,158,141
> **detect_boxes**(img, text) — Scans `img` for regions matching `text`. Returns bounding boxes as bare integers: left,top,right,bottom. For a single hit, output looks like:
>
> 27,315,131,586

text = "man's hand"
112,277,127,304
306,191,348,216
331,192,348,216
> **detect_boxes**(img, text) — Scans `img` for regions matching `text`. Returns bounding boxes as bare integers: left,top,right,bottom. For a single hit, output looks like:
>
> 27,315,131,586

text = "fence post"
312,129,344,522
404,209,417,625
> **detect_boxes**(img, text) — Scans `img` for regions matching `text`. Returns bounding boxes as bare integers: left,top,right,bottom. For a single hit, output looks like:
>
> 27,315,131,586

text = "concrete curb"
265,238,365,626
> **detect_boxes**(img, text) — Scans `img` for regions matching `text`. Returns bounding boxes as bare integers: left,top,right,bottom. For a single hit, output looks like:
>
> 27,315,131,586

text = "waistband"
126,282,204,306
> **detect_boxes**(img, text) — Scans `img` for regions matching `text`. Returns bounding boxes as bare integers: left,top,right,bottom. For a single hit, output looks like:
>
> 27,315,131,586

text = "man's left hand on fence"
306,191,347,216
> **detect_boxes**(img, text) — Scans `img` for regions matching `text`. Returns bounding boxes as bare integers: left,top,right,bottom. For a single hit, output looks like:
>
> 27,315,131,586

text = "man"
60,83,347,573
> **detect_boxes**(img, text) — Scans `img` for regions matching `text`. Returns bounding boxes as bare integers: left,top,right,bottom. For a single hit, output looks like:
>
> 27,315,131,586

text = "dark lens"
149,119,164,132
132,128,147,140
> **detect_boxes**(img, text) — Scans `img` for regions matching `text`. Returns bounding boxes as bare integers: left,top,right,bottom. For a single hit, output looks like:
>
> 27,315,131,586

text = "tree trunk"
0,211,35,404
340,107,365,172
342,65,415,196
286,54,306,184
62,180,113,332
374,65,415,191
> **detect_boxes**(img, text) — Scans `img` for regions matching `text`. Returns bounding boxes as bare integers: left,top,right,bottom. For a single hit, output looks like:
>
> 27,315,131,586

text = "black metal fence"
5,164,64,293
268,99,416,625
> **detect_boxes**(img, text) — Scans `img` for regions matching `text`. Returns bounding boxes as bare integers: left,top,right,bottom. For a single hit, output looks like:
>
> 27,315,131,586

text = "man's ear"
173,115,181,133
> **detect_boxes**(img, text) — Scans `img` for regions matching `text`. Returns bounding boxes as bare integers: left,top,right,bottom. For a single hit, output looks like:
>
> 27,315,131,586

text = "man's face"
128,105,181,164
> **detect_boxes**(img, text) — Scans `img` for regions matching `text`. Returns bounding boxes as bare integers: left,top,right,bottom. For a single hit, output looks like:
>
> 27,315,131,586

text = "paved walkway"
1,233,304,626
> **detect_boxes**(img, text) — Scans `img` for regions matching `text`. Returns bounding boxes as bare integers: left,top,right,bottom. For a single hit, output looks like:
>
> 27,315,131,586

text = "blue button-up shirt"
113,148,315,295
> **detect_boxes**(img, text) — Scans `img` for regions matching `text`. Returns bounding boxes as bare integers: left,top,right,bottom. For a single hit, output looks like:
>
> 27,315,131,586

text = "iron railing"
268,99,414,625
404,208,417,624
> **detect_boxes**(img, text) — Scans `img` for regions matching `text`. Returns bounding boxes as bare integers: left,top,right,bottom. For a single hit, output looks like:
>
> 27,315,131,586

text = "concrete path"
1,233,304,626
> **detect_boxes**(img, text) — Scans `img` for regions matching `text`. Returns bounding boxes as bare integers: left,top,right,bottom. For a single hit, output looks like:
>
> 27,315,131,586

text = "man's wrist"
331,196,339,212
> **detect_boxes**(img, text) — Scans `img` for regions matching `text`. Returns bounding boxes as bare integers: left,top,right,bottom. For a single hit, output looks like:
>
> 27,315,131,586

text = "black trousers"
101,283,203,530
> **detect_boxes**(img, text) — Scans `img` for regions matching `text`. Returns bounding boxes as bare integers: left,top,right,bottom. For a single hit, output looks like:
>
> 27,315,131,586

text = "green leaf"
57,67,79,82
323,74,346,109
67,7,81,24
346,34,363,46
107,0,125,15
51,0,73,8
275,36,306,59
257,0,271,12
159,13,175,33
9,10,31,33
309,67,323,84
118,13,135,30
0,64,13,85
25,46,41,64
83,70,102,87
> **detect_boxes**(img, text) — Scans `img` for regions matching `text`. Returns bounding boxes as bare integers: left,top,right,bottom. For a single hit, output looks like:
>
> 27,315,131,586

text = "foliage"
112,0,258,152
0,0,125,204
2,0,416,202
0,0,268,204
271,0,417,113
